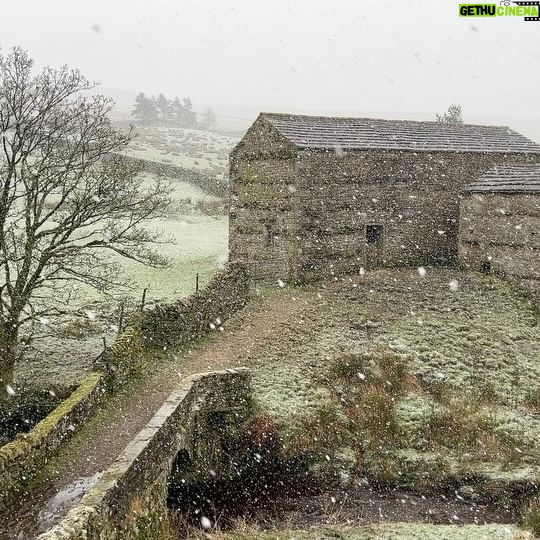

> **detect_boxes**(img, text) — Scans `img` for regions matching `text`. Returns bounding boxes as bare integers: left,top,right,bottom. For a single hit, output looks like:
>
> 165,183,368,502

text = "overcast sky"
1,0,539,133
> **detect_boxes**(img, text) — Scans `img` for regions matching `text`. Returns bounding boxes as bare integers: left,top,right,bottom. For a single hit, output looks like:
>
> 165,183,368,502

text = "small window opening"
481,259,492,273
366,225,383,244
263,220,277,248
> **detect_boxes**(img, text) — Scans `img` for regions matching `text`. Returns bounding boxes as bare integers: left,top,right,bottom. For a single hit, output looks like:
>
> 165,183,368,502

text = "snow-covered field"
245,269,540,490
121,126,240,177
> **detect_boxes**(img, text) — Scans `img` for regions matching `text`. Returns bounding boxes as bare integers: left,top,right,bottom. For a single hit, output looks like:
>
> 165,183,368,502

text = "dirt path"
0,289,318,539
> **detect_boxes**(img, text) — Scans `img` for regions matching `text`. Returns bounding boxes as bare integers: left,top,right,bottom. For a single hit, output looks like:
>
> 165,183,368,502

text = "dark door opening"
365,224,384,268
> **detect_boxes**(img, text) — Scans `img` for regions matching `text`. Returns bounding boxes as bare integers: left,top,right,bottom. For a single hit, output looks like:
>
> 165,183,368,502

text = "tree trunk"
0,325,17,392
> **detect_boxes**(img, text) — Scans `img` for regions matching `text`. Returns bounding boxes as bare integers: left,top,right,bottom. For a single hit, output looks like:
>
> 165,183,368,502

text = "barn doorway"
365,224,384,268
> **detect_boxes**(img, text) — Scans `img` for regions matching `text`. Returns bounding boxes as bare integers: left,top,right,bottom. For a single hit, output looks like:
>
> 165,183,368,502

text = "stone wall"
0,372,106,513
459,192,540,298
113,153,229,197
229,119,540,283
140,262,249,348
229,157,298,282
37,368,251,540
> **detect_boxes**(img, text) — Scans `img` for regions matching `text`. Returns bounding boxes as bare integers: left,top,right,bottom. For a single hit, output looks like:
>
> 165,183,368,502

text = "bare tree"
436,104,463,125
0,48,172,389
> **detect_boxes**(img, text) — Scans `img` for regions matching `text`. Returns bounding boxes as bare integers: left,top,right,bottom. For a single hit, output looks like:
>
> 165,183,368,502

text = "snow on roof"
464,163,540,194
260,112,540,154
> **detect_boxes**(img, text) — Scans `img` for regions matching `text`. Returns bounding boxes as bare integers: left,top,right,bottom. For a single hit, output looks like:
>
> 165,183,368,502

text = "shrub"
347,384,401,453
524,388,540,412
287,402,350,456
196,199,226,215
330,347,419,398
523,496,540,537
427,391,523,462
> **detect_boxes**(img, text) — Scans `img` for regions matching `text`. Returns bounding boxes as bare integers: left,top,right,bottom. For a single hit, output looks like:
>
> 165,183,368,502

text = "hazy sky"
1,0,539,126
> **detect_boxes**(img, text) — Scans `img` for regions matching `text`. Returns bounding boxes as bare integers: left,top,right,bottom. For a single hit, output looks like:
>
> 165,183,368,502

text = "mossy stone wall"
0,372,106,513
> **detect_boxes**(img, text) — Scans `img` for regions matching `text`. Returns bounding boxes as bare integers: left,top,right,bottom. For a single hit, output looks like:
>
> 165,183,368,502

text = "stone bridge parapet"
37,368,251,540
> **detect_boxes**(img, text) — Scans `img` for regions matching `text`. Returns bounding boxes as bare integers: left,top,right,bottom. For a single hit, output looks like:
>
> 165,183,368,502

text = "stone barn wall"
229,120,299,283
459,193,540,297
294,150,539,281
230,133,539,283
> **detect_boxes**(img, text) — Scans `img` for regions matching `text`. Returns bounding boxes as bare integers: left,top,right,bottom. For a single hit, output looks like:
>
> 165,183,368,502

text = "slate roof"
464,163,540,194
260,113,540,154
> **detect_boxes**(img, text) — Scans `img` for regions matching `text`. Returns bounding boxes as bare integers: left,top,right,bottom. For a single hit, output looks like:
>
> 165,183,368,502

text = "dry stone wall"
140,262,249,348
112,153,228,197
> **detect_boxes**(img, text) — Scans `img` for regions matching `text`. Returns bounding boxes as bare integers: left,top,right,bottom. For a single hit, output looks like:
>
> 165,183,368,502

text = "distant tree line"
132,92,216,129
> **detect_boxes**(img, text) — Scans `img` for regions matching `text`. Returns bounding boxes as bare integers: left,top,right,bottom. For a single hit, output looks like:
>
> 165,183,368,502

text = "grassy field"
237,269,540,491
156,269,538,539
122,126,240,177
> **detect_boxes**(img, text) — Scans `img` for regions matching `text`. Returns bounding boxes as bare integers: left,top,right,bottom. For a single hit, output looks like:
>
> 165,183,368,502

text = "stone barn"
229,113,540,283
459,163,540,295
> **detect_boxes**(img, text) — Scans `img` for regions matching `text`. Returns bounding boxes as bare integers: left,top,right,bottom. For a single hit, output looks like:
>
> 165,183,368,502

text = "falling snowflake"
200,516,212,530
5,384,15,396
209,322,216,330
215,317,222,325
216,254,228,270
84,310,96,321
417,267,426,277
277,279,285,288
449,279,459,292
91,195,101,203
